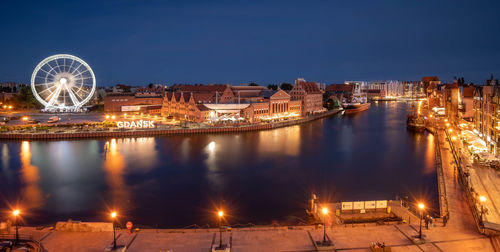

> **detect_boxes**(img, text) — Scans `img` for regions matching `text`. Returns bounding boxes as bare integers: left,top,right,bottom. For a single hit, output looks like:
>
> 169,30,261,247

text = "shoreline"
0,108,343,140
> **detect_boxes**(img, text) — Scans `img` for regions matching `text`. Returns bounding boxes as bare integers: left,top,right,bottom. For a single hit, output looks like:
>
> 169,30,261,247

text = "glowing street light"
111,115,116,120
21,116,29,121
110,211,117,249
448,129,453,133
105,115,110,119
12,209,20,243
217,210,224,249
479,196,487,222
321,207,329,244
446,123,450,127
418,203,425,239
451,136,457,141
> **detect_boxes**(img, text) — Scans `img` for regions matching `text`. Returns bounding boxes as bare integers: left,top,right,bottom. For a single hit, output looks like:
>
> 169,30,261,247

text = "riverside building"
473,75,500,153
161,85,302,123
290,78,324,116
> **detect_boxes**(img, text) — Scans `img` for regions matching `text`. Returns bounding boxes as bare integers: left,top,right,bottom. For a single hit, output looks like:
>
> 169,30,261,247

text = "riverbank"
0,108,342,140
3,221,494,252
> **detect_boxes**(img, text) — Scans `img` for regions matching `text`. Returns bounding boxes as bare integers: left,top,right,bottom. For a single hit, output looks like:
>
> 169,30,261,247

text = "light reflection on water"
0,102,438,227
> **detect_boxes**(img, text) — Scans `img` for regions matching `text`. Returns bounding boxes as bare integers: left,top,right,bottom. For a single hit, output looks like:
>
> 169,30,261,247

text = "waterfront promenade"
0,109,342,140
10,220,494,251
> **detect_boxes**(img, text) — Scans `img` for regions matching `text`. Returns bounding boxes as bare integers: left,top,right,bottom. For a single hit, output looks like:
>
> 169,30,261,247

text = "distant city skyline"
1,0,499,85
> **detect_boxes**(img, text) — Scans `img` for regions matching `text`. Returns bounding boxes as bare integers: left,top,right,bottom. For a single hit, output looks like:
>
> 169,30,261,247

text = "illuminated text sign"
117,120,155,128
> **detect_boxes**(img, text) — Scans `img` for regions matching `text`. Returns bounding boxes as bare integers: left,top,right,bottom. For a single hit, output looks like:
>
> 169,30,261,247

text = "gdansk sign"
117,120,155,128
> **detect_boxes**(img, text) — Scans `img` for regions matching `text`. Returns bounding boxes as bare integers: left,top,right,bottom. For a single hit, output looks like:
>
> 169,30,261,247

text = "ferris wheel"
31,54,96,112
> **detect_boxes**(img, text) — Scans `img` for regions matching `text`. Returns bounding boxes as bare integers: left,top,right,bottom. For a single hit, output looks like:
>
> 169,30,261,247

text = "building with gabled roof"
290,78,324,116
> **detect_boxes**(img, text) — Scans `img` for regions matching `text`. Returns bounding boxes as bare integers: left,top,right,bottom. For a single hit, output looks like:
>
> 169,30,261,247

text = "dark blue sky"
1,0,499,86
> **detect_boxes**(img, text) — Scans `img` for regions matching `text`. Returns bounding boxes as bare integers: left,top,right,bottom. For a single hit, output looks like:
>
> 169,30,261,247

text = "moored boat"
406,100,425,132
343,103,371,114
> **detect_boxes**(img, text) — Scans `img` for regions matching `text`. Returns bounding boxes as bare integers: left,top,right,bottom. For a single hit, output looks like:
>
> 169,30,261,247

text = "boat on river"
343,102,371,114
342,94,370,115
406,101,425,132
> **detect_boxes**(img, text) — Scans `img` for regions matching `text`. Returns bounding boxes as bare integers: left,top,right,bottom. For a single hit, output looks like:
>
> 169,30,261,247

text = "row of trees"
9,86,41,110
266,83,293,91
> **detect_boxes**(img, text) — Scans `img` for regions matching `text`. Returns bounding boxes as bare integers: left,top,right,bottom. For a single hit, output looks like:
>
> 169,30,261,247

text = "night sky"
1,0,499,85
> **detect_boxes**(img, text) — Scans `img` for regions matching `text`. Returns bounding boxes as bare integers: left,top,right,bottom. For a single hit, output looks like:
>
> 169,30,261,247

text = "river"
0,101,437,228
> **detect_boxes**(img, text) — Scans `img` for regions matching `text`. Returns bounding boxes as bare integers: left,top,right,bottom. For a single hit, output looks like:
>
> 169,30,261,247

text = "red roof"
297,82,321,94
173,84,227,93
421,76,440,82
325,84,354,92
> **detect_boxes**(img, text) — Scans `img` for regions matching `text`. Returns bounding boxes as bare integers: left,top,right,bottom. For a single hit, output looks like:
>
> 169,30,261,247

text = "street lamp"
12,209,20,244
479,196,487,222
322,207,329,244
217,210,224,249
110,211,117,249
418,203,425,239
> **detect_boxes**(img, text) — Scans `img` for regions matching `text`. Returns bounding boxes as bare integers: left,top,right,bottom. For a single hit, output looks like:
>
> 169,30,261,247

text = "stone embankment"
0,109,342,140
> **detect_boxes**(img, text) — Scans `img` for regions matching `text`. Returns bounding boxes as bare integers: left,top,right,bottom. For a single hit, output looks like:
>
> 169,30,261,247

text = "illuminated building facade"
290,78,324,116
473,75,500,153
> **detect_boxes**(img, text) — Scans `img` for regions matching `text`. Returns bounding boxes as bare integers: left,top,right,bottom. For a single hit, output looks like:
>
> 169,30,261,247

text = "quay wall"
0,109,343,140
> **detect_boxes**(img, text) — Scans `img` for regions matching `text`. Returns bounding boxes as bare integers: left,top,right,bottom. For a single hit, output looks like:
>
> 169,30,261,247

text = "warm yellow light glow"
322,207,328,215
111,211,117,218
12,209,20,216
218,210,224,217
430,115,433,118
111,115,116,120
444,118,448,122
105,115,110,119
418,203,425,210
479,195,487,203
446,123,450,127
451,136,457,141
8,105,12,109
21,116,29,121
208,141,216,152
448,129,452,133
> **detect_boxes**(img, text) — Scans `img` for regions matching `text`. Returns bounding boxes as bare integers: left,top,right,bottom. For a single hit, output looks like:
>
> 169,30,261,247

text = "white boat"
47,116,59,123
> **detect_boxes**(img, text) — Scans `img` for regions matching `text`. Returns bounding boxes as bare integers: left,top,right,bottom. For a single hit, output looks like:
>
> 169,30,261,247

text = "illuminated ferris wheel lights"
31,54,96,112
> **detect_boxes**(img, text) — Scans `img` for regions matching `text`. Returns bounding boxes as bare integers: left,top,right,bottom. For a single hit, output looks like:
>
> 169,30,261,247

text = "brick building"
473,75,500,153
290,78,324,116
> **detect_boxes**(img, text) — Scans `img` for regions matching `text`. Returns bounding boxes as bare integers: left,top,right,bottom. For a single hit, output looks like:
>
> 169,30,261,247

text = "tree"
11,86,40,110
267,84,278,90
323,98,335,110
148,83,154,89
249,82,259,86
280,83,293,91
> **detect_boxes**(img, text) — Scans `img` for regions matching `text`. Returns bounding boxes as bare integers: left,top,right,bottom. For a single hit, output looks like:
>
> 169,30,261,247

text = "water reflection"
205,141,223,190
19,141,43,209
258,125,301,156
103,139,129,211
0,102,438,227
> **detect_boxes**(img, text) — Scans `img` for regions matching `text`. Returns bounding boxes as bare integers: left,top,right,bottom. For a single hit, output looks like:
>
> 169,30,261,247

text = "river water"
0,102,437,228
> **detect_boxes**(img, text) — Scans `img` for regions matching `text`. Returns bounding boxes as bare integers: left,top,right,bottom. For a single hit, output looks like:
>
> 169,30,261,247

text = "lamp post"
111,211,117,249
418,203,425,239
12,209,20,244
322,207,328,244
217,210,224,249
479,196,487,223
